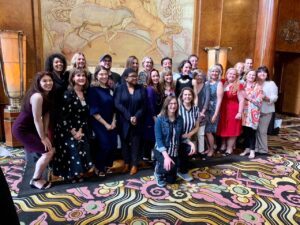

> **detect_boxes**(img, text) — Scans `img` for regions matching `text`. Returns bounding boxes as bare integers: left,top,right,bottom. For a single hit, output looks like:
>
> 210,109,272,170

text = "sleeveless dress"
12,96,49,153
205,81,219,133
217,81,243,137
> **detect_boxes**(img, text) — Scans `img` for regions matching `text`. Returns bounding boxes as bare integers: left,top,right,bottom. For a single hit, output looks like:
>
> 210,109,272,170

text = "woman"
114,68,146,175
121,56,139,84
217,68,244,155
44,53,68,131
240,70,263,159
66,52,92,83
12,71,55,189
178,87,199,181
255,66,278,154
154,96,196,187
161,69,176,98
142,69,163,161
87,66,117,177
138,56,153,86
52,68,93,183
175,60,193,97
205,65,223,157
188,54,199,73
193,69,210,154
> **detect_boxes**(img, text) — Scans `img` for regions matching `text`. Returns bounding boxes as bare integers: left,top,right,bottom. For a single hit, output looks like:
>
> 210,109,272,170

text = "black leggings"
243,126,256,150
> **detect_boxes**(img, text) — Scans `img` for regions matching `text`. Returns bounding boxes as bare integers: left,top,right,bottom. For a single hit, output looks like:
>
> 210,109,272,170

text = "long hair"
68,68,89,91
225,68,240,93
21,71,54,111
159,96,178,118
256,65,271,81
44,53,67,73
70,52,87,69
91,65,109,87
243,69,257,82
125,55,139,73
147,69,163,94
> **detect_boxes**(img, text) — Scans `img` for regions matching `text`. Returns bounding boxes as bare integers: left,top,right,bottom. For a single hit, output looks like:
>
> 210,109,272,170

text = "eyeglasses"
103,59,111,63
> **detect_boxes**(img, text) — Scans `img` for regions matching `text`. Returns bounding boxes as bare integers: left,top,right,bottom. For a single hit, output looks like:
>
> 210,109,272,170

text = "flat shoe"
30,178,51,190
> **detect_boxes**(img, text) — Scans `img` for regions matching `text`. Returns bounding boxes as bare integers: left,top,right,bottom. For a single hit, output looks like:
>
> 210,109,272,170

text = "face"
236,63,244,74
195,73,204,83
245,59,253,70
246,71,256,83
226,69,237,83
76,55,86,69
126,72,138,85
150,70,160,84
182,62,191,75
53,57,64,73
40,75,53,92
189,56,198,69
131,59,139,72
210,69,220,81
143,58,153,71
162,59,172,70
257,71,267,81
168,98,178,114
100,57,112,70
73,72,87,87
97,69,108,85
164,72,173,83
182,90,193,103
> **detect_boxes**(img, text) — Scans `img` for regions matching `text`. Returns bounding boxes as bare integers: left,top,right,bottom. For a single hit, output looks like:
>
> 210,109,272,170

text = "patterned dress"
52,90,93,180
205,81,219,133
242,82,263,130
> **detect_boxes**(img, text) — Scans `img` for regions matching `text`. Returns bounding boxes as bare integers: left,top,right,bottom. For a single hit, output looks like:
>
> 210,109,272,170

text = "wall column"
253,0,279,71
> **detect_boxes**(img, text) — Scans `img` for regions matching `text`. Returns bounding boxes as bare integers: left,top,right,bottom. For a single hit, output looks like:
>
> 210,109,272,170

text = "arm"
192,80,198,105
30,93,52,151
202,83,210,114
246,86,263,107
93,114,113,130
134,86,146,122
154,117,167,152
264,81,278,104
236,89,245,119
212,82,224,123
114,85,131,121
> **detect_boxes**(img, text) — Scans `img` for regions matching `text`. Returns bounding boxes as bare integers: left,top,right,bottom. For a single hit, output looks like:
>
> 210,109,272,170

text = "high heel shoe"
30,178,51,190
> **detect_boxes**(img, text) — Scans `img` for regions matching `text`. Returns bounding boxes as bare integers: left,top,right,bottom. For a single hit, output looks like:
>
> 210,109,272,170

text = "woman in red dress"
217,68,244,155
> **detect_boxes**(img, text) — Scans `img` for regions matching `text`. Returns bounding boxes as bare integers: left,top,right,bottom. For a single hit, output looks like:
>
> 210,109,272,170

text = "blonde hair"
226,68,240,93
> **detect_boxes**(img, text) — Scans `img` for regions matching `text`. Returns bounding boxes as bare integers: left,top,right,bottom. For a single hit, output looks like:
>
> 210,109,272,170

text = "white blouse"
261,81,278,113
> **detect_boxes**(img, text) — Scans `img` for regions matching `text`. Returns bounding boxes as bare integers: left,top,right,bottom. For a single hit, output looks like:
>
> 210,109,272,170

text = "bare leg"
226,137,237,154
205,133,215,157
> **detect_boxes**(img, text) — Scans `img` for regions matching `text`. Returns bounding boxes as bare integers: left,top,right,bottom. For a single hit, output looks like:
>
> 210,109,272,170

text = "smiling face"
226,69,237,83
189,56,198,69
162,59,172,70
126,72,138,85
73,72,87,87
245,58,253,70
53,57,64,73
97,69,109,85
143,58,153,71
168,98,178,114
182,89,193,104
150,70,160,85
40,75,53,92
131,59,139,72
257,70,268,82
246,70,256,83
76,54,86,69
100,57,112,70
182,62,191,75
210,68,220,81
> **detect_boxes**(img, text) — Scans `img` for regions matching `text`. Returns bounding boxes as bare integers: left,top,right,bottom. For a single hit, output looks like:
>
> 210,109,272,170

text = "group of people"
12,52,278,189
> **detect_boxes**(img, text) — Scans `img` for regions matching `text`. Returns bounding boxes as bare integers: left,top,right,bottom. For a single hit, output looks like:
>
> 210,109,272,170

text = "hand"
182,133,189,138
41,137,52,152
199,112,205,118
263,96,270,102
235,112,242,120
111,120,116,129
211,114,217,123
130,116,137,125
105,123,112,130
188,142,196,156
163,154,175,171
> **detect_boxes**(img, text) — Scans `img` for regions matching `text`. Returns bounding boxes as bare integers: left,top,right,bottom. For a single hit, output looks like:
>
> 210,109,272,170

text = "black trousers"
154,150,178,183
178,143,192,174
243,126,256,150
121,128,141,166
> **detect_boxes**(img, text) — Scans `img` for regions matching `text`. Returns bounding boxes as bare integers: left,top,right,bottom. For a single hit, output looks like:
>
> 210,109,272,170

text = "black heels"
30,178,51,190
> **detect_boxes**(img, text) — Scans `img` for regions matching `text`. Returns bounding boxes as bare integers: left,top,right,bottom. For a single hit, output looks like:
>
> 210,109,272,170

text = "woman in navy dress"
87,66,117,177
114,68,146,175
12,71,55,189
52,68,93,183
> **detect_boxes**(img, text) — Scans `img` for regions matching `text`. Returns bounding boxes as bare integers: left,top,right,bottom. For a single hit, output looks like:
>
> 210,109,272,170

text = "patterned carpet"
1,115,299,225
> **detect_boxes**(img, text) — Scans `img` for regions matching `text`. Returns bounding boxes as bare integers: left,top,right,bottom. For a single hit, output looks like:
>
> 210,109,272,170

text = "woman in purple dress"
12,71,55,189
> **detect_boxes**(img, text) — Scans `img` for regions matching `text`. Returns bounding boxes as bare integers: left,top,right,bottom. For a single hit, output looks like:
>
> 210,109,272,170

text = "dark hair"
68,68,89,91
122,68,137,79
188,54,199,61
147,68,163,94
125,55,139,72
21,71,54,111
256,65,270,81
161,57,172,66
177,59,192,73
179,87,195,106
93,65,108,81
159,96,178,117
44,53,67,74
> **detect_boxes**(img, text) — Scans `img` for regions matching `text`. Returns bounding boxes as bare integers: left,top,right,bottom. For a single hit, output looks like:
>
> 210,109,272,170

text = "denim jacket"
154,115,187,153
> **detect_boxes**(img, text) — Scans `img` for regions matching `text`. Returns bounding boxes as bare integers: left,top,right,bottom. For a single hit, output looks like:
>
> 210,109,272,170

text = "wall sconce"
204,46,232,77
0,30,26,147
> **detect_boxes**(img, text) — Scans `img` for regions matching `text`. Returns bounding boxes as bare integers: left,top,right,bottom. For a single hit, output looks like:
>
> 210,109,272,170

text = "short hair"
208,65,222,80
44,53,67,73
159,96,178,117
70,52,87,68
93,65,108,81
161,57,172,66
177,59,192,73
68,68,89,91
243,69,257,81
179,87,195,106
142,56,153,66
192,69,205,79
256,65,270,81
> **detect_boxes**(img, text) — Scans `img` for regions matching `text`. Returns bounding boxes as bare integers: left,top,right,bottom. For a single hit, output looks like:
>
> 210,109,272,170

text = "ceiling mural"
41,0,195,67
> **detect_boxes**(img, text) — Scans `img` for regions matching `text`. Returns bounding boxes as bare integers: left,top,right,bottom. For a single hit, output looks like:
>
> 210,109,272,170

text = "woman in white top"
255,66,278,154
